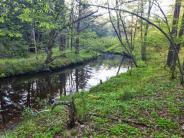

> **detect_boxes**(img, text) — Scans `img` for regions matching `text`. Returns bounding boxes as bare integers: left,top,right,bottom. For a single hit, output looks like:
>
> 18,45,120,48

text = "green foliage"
0,48,98,78
110,124,140,136
72,51,184,137
80,35,120,53
146,29,168,48
120,89,135,101
6,106,68,138
0,0,67,57
4,48,184,137
156,118,178,130
22,108,35,119
0,37,120,78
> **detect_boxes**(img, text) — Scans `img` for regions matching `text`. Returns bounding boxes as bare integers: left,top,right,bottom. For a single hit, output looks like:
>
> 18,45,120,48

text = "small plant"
120,90,135,101
156,118,178,130
22,108,35,119
110,124,140,136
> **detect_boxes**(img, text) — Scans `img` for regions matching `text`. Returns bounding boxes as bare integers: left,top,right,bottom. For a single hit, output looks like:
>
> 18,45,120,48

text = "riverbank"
0,49,100,79
4,49,184,137
0,53,126,133
0,37,120,79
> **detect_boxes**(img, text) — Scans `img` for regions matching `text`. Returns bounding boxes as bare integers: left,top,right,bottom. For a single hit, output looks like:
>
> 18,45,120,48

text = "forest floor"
3,48,184,138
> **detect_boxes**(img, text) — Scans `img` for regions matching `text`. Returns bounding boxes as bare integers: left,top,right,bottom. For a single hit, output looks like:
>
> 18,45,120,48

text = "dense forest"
0,0,184,137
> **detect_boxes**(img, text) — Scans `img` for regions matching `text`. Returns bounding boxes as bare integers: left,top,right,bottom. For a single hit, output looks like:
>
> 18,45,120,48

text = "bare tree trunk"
44,31,56,69
141,0,153,61
119,13,132,51
108,0,137,67
167,0,182,67
115,0,122,39
32,24,37,54
69,0,74,51
176,11,184,82
59,34,66,52
75,0,82,54
130,15,134,50
132,15,138,50
70,28,74,51
31,0,38,55
140,0,144,60
67,32,70,48
173,10,184,67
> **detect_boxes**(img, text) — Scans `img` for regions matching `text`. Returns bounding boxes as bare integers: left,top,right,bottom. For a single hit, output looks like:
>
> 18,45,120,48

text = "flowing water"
0,54,130,131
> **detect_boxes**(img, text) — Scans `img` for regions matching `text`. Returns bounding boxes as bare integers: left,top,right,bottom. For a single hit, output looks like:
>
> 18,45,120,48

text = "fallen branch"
87,113,150,128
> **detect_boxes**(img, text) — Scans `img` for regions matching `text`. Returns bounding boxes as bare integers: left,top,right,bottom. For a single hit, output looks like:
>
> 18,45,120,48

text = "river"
0,54,130,131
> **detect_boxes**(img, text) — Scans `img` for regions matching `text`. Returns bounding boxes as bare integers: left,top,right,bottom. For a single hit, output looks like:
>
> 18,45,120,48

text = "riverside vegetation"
1,0,184,137
3,36,184,137
0,37,119,78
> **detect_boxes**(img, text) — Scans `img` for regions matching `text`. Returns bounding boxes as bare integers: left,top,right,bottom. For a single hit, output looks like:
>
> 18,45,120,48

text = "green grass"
73,62,184,137
2,36,184,137
0,37,120,78
4,48,184,137
0,48,99,78
2,106,69,138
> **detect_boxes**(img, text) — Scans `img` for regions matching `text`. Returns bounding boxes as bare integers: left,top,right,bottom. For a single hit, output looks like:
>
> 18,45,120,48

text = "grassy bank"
0,49,99,78
0,37,119,78
74,64,184,137
3,48,184,138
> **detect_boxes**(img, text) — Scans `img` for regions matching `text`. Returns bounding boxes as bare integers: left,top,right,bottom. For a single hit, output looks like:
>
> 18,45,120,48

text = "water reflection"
0,54,129,131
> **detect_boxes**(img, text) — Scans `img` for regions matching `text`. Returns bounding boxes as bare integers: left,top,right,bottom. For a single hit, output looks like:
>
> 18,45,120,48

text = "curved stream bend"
0,54,130,131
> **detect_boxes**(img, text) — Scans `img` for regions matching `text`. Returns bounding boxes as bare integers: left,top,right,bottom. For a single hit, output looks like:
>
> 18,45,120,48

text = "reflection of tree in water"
0,76,62,128
58,72,68,96
89,54,124,70
0,83,25,128
57,67,92,94
0,88,7,127
77,67,91,90
0,54,127,130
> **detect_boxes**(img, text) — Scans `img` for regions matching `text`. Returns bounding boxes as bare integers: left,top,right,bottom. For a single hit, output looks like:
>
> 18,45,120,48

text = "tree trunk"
108,0,137,67
167,0,182,67
70,0,74,51
59,34,66,52
32,22,37,54
174,10,184,58
75,35,80,54
172,11,184,81
44,31,56,69
75,0,82,54
141,0,153,61
140,0,144,60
